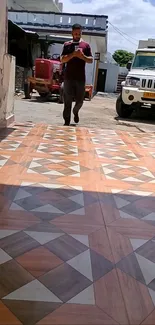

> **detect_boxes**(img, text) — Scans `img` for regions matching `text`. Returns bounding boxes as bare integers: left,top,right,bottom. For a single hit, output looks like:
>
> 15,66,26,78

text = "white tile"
0,249,12,265
70,194,84,206
143,213,155,221
67,249,93,281
43,171,64,176
41,183,64,189
0,230,19,239
71,173,80,177
69,165,80,173
70,207,85,215
123,177,143,182
10,203,25,211
149,289,155,306
25,231,63,245
102,167,113,175
0,159,7,166
120,211,136,219
70,234,89,247
27,169,38,174
71,186,83,191
14,189,31,201
3,280,61,302
114,196,129,209
130,190,152,196
29,161,42,169
130,239,148,250
52,151,65,155
135,253,155,285
142,171,155,179
67,285,95,305
31,204,64,214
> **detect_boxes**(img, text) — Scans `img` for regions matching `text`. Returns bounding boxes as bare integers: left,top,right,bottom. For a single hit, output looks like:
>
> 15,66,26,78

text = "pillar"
0,0,15,128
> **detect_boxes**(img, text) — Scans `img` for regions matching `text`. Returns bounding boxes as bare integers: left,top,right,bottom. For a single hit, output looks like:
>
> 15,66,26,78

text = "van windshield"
132,51,155,69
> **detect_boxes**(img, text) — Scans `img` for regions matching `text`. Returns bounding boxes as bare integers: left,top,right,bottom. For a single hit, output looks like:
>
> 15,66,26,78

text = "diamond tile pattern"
0,123,155,324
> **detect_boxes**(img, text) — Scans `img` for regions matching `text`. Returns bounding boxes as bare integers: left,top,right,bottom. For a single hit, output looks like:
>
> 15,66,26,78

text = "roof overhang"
8,20,39,41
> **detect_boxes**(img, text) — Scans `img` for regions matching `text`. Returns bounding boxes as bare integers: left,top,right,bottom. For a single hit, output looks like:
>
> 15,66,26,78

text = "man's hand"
74,49,84,59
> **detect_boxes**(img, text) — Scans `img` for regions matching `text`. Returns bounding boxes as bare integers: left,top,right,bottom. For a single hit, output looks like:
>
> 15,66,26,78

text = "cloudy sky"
63,0,155,54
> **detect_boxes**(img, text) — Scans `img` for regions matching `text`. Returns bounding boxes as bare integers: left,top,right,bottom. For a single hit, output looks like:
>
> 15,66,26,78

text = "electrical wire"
109,21,138,46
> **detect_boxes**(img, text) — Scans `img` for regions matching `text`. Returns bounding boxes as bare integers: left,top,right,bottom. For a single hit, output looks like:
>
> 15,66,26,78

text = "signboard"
94,52,100,60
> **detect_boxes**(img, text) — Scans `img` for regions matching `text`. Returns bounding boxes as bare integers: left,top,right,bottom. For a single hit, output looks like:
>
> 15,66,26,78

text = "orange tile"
117,268,154,325
89,228,114,263
37,304,118,325
94,269,129,325
0,301,21,324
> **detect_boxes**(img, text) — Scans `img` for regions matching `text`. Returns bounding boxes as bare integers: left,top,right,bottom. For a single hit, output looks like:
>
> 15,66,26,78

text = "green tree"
112,50,134,67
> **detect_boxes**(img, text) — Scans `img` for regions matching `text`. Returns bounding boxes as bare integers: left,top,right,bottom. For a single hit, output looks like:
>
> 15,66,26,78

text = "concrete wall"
99,62,119,93
138,39,155,49
8,0,63,12
0,0,15,127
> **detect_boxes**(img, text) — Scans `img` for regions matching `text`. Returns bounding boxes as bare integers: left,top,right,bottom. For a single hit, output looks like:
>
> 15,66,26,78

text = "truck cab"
116,48,155,118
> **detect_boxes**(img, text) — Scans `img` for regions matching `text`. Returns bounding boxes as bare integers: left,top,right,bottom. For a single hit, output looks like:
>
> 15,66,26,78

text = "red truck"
28,55,93,101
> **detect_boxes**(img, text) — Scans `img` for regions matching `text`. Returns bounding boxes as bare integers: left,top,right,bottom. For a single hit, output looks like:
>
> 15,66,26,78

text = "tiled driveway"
0,123,155,324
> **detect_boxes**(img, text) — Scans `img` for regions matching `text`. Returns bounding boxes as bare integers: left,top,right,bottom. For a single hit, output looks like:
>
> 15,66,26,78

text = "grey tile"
90,250,114,281
136,240,155,263
117,253,145,284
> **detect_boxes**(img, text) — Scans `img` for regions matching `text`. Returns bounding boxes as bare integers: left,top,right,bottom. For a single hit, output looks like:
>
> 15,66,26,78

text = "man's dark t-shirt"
61,40,92,82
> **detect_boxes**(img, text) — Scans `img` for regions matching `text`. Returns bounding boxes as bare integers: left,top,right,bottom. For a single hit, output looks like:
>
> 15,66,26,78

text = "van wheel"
116,95,133,118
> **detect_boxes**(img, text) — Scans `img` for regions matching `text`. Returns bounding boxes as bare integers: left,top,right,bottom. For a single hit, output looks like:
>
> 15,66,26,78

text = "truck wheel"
116,95,133,118
39,93,48,98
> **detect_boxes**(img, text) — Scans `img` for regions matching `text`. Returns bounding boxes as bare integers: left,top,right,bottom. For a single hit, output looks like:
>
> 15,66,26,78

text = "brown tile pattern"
0,124,155,324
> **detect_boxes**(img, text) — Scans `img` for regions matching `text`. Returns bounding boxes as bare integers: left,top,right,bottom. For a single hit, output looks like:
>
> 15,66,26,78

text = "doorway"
97,69,107,92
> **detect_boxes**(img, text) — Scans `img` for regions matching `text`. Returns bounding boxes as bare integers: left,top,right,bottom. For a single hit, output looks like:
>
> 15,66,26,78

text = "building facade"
8,10,108,90
138,39,155,49
0,0,15,127
8,0,63,12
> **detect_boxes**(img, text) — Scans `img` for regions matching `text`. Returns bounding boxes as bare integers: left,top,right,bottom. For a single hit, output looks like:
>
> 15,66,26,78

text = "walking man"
60,24,93,126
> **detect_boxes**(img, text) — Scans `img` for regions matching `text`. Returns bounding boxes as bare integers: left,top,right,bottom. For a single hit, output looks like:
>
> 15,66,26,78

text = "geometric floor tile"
0,260,34,299
117,252,146,284
0,140,21,151
27,158,82,177
0,155,10,168
36,304,118,325
0,230,19,239
3,279,62,302
0,301,21,325
0,232,40,258
16,247,63,277
24,231,63,245
1,124,155,324
130,238,149,250
39,263,92,303
0,248,12,265
67,249,93,281
90,250,114,281
70,234,89,247
45,234,88,262
3,300,61,325
67,285,95,305
136,240,155,263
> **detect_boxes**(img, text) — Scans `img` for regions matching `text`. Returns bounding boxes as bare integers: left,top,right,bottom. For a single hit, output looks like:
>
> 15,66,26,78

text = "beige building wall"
8,0,63,12
0,0,15,127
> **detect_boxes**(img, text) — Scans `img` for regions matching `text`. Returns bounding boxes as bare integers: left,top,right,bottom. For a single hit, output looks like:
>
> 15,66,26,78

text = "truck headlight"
125,77,140,87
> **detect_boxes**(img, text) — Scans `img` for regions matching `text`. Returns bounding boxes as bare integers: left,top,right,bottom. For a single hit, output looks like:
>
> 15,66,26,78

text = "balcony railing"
8,11,108,33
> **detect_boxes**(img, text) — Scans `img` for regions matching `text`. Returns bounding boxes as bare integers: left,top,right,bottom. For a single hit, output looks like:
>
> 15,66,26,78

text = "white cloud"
63,0,155,54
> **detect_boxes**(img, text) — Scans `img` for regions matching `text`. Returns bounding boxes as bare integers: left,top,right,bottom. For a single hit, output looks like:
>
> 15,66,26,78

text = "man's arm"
60,43,76,63
60,52,75,64
76,44,93,64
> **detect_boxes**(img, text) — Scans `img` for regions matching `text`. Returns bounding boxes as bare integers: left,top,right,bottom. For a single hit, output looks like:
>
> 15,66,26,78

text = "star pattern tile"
0,124,155,324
